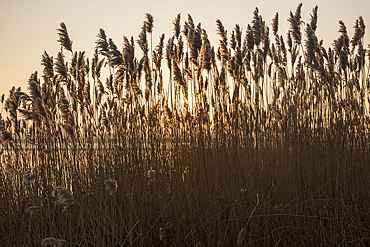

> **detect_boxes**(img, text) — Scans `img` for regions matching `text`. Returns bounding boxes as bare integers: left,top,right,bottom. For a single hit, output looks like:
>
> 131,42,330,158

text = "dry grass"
1,3,370,246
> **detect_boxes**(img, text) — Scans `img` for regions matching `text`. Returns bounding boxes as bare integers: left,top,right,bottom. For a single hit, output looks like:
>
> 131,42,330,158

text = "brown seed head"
147,168,155,179
104,179,118,195
56,186,74,212
23,173,35,186
42,237,67,246
237,227,247,246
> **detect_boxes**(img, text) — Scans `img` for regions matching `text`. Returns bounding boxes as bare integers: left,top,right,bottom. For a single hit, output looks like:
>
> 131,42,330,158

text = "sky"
0,0,369,99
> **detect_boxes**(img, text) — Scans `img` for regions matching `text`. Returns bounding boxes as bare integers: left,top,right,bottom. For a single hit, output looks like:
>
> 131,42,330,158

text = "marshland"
0,3,370,246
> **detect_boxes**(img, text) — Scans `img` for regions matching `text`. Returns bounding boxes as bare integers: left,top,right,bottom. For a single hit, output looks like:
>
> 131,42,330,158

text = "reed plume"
0,125,12,143
96,28,109,56
138,28,148,55
251,7,263,47
41,51,54,80
244,24,254,51
288,3,303,45
144,13,154,33
57,22,73,52
107,38,123,67
305,24,318,65
351,16,366,49
54,52,68,83
173,13,181,38
310,5,318,32
272,12,279,36
153,33,165,70
216,19,229,63
200,30,212,72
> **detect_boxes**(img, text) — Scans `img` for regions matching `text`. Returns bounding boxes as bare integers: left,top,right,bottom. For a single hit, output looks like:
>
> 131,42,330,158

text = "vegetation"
1,3,369,246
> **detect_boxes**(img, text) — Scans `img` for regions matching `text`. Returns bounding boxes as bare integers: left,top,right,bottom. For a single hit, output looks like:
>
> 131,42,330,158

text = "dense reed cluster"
1,3,369,246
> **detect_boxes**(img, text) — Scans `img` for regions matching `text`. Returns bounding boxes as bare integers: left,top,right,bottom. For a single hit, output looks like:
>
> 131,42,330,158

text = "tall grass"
1,3,369,246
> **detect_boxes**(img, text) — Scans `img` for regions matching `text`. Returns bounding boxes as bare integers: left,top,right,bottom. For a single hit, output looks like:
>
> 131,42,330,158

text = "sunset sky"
0,0,369,99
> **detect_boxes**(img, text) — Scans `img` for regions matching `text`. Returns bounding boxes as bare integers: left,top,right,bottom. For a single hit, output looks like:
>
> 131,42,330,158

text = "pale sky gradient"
0,0,369,98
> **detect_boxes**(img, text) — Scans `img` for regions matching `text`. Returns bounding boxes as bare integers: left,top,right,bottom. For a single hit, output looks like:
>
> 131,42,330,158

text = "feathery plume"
107,38,123,67
27,72,42,100
55,52,68,82
41,51,54,79
166,37,174,70
173,13,181,38
57,22,73,52
231,31,236,50
4,87,21,123
200,30,212,71
251,7,262,47
288,3,303,45
310,6,318,32
216,19,229,63
0,125,12,143
138,28,148,55
338,20,348,36
351,16,366,49
153,33,165,69
245,24,254,51
305,24,318,65
187,14,195,30
173,63,188,98
144,13,154,33
123,36,135,71
96,28,109,56
234,24,242,48
272,12,279,36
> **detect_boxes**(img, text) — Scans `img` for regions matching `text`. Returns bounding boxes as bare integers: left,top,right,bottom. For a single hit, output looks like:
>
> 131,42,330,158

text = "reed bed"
1,3,369,246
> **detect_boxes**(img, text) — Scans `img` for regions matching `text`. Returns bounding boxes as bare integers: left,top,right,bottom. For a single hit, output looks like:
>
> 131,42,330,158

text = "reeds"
0,3,369,246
